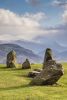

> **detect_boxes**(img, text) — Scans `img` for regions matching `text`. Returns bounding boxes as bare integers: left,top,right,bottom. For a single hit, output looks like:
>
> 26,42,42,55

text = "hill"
0,43,41,63
13,40,67,61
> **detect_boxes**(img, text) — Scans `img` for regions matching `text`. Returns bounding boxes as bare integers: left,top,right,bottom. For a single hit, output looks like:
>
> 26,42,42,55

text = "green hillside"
0,63,67,100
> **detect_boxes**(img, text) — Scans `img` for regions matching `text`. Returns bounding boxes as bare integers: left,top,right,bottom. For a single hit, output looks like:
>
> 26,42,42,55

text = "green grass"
0,63,67,100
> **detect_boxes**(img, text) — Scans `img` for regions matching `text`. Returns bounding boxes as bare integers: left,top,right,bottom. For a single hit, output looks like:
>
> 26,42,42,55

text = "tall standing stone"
6,50,17,68
43,48,52,69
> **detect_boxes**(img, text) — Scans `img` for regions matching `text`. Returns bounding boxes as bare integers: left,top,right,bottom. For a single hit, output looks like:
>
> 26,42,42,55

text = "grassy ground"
0,63,67,100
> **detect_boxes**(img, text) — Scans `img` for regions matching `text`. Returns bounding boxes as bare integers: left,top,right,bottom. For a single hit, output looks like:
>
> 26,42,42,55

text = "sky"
0,0,67,47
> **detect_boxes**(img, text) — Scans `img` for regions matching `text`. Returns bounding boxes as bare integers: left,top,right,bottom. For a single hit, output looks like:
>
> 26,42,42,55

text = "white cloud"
52,0,67,24
0,8,66,44
62,10,67,23
52,0,61,6
0,9,47,41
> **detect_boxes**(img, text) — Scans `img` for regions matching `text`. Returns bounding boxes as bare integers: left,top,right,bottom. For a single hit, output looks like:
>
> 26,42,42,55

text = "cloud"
52,0,61,6
0,8,67,46
62,9,67,23
33,7,67,45
52,0,67,7
0,9,47,41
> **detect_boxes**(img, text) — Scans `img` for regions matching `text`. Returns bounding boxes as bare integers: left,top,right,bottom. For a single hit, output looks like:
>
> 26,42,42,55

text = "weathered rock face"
28,48,53,78
22,59,31,69
30,48,64,85
30,60,64,85
6,50,17,68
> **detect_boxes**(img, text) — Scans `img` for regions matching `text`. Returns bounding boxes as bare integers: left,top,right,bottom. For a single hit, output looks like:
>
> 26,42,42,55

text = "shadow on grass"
15,73,30,78
0,84,33,91
0,66,31,71
0,83,63,91
0,66,23,71
0,66,7,70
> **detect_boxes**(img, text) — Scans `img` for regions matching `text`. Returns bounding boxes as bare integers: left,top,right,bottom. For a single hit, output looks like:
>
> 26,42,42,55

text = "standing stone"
28,48,53,78
22,59,31,69
43,48,52,69
6,50,17,68
30,48,64,85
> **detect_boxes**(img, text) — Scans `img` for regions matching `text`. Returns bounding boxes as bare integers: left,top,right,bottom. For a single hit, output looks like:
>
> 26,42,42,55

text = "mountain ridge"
0,43,41,63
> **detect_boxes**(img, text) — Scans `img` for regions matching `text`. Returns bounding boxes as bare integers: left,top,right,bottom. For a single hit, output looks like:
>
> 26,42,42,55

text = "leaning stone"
30,60,64,85
43,48,53,69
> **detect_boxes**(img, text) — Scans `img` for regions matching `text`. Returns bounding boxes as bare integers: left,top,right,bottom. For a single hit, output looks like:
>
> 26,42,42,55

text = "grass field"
0,63,67,100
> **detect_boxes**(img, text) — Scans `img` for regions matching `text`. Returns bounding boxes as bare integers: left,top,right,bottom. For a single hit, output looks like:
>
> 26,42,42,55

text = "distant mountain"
13,40,67,53
0,40,67,62
37,41,67,61
38,49,67,62
0,43,41,64
12,40,45,53
56,50,67,61
1,40,67,53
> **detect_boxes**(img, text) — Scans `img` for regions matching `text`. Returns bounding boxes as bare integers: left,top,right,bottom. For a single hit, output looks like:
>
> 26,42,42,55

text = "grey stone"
30,48,64,85
22,59,31,69
43,48,53,69
6,50,17,68
28,71,40,78
34,69,42,72
30,60,64,85
28,69,42,78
